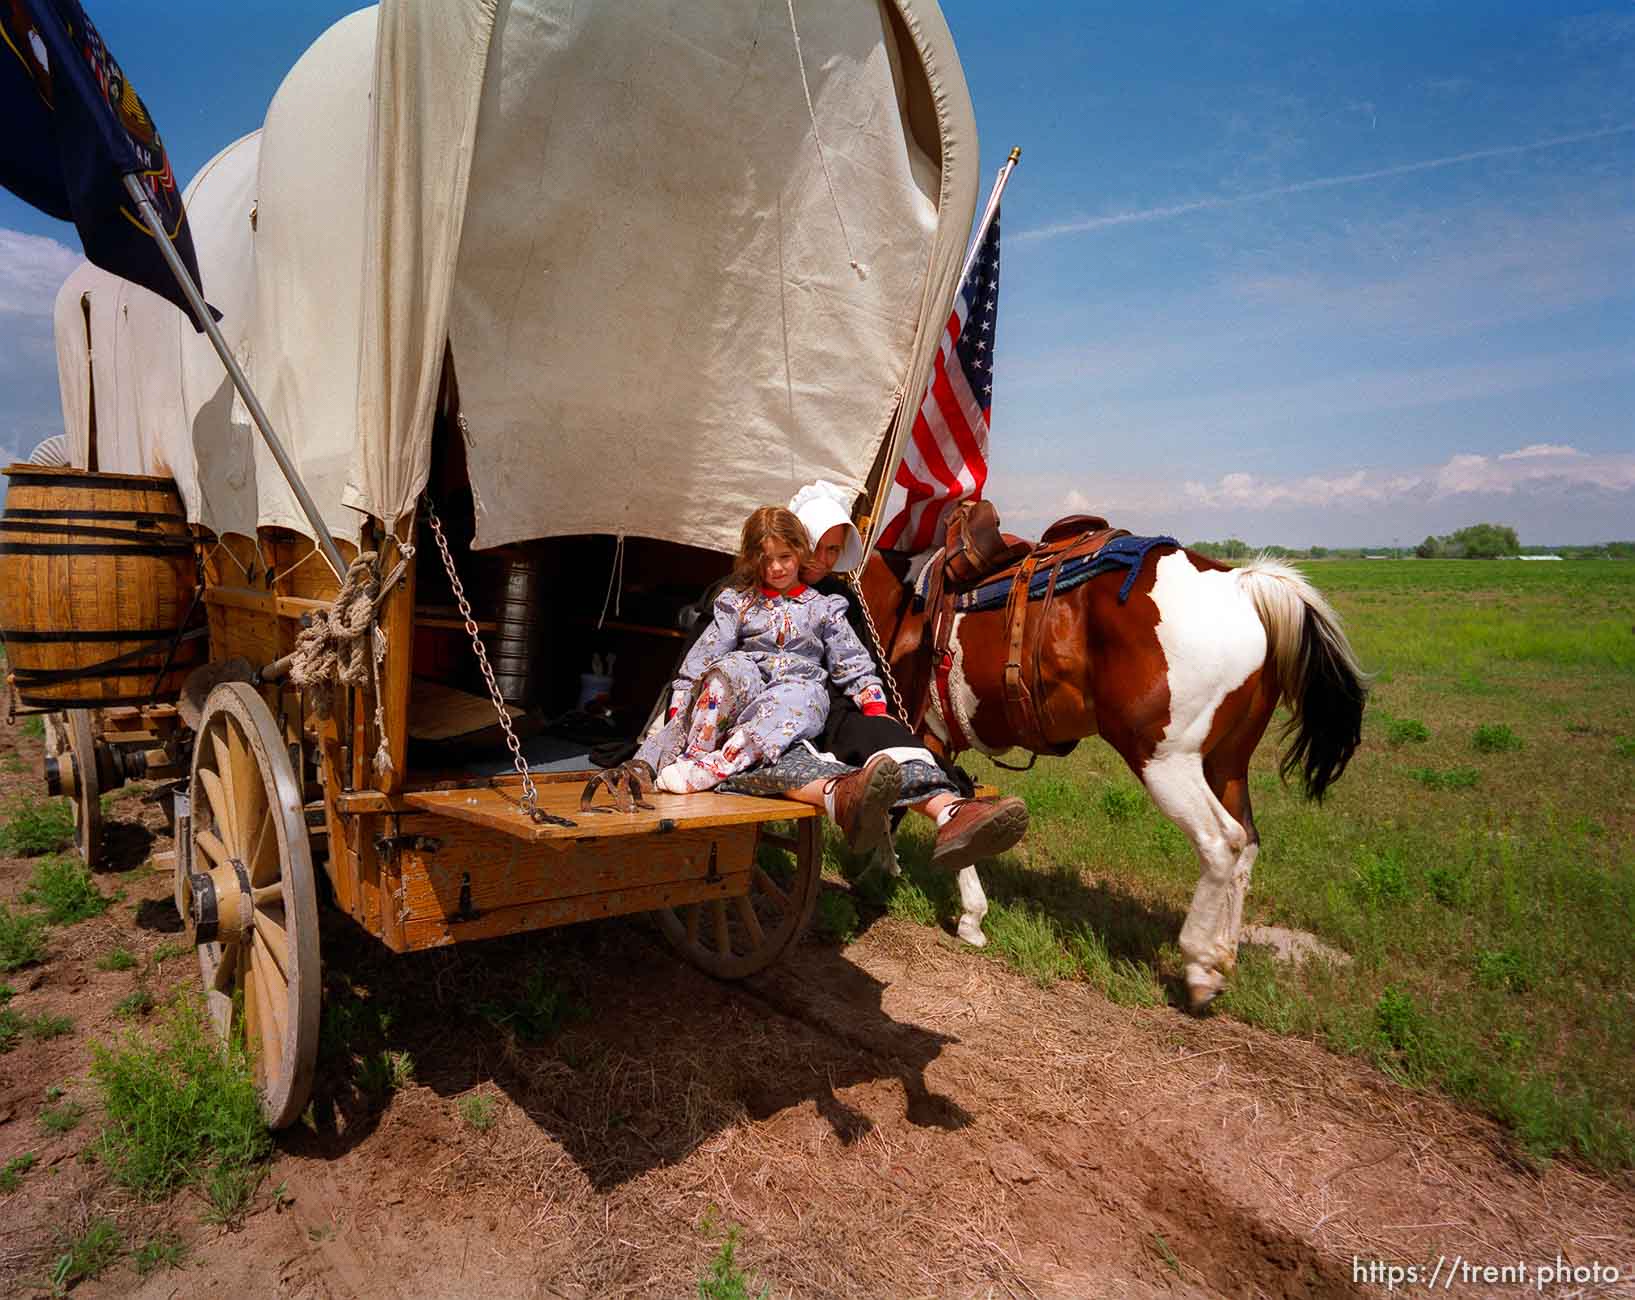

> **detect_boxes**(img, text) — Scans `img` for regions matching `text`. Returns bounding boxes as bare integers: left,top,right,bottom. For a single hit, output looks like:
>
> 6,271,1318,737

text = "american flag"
877,210,1002,553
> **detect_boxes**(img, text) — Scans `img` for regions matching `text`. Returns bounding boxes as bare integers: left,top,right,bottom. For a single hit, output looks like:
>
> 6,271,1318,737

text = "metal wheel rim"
68,710,102,866
656,819,822,979
189,681,321,1129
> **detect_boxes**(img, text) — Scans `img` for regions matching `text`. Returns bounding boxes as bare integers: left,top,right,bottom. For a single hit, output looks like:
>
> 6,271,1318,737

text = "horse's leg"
1139,747,1254,1010
955,865,988,947
1197,681,1276,978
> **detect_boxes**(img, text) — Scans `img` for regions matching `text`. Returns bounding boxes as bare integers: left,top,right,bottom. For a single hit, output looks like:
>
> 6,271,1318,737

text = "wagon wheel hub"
44,749,79,799
186,858,254,947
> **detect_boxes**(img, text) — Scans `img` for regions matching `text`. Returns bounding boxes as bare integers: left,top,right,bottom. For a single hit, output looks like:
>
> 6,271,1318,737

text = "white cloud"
1175,444,1635,507
0,227,76,468
1016,125,1635,241
0,228,78,316
1498,443,1582,460
985,443,1635,546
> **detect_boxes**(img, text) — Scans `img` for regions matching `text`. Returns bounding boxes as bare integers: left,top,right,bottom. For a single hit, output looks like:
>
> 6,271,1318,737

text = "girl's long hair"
729,506,812,592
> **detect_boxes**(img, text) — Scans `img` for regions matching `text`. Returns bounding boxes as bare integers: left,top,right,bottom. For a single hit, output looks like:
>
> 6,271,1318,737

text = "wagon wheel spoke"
246,814,278,889
208,731,241,853
196,828,232,873
656,820,823,980
197,767,237,859
251,941,289,1050
733,895,765,948
228,719,266,836
68,711,102,867
253,908,291,981
242,956,265,1080
753,865,791,911
211,941,240,993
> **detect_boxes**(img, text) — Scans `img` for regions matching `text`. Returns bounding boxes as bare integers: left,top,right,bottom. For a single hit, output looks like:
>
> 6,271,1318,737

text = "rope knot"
286,551,396,775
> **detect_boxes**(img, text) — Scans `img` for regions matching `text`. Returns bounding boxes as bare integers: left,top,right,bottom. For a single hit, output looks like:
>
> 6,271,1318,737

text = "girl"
634,506,888,793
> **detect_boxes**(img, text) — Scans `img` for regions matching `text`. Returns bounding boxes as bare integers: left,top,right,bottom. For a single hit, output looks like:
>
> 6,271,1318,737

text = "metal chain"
846,570,908,724
423,496,555,824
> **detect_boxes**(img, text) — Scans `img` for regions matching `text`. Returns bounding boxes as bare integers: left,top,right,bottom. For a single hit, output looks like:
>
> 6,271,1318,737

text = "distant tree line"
1414,523,1520,559
1186,525,1633,561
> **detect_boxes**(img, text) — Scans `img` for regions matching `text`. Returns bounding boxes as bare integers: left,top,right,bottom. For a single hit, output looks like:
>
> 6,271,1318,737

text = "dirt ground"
3,722,1634,1299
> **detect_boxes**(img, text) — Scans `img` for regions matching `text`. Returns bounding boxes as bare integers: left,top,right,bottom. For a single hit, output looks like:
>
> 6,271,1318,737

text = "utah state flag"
0,0,213,323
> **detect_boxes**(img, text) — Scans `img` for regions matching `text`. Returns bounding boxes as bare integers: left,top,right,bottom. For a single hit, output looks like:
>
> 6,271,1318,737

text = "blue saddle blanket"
914,533,1178,614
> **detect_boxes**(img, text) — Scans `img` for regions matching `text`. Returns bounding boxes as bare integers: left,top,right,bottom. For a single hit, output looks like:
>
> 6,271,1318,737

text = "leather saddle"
914,500,1128,759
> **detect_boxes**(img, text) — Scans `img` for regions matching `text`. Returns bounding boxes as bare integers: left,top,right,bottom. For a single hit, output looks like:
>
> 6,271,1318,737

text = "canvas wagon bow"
0,0,980,1128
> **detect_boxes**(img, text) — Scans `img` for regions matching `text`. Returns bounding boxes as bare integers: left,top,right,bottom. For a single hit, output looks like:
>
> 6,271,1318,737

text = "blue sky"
3,1,1630,545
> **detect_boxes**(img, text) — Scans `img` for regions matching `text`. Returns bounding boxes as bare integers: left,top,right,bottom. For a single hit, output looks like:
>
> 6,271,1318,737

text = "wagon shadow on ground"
280,912,971,1191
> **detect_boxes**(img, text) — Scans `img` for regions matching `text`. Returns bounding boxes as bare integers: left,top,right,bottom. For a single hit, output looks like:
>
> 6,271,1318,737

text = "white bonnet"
788,479,864,573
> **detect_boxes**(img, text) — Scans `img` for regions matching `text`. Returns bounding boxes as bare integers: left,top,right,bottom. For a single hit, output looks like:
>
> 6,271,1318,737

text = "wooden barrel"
0,466,205,707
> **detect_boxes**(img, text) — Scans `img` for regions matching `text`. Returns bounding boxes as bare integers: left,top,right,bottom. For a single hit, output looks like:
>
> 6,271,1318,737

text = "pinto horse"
858,542,1366,1009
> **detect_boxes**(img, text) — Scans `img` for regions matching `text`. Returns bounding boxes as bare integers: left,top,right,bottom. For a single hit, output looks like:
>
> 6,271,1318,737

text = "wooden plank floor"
402,777,815,844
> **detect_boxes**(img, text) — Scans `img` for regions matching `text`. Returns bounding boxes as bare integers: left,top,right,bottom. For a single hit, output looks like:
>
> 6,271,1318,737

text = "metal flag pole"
120,173,348,581
960,145,1021,285
860,146,1021,549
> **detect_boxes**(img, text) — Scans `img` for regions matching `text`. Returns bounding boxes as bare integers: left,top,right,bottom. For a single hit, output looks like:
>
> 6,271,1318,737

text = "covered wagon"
2,0,980,1126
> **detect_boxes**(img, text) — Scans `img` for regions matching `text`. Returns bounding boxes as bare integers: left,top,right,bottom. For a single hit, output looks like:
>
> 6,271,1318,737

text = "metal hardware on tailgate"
375,834,442,857
455,872,479,921
704,841,721,884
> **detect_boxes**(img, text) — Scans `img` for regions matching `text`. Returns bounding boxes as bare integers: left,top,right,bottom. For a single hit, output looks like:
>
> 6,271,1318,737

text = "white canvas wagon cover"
56,0,980,556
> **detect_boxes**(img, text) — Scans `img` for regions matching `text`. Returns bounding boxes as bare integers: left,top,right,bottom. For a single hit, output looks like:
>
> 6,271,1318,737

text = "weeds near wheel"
201,1162,262,1226
22,856,111,924
0,1152,37,1194
26,1012,73,1042
90,997,270,1204
0,904,47,971
115,988,156,1019
356,1048,415,1099
133,1234,187,1276
476,964,587,1043
38,1095,86,1134
45,1217,122,1293
813,889,859,943
0,796,75,856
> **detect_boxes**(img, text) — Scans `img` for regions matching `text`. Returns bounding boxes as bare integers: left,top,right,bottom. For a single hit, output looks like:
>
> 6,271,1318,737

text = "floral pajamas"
636,585,886,793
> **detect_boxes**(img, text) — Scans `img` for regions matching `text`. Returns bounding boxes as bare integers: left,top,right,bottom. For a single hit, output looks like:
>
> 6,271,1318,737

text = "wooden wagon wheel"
656,818,823,979
66,710,102,866
180,682,321,1129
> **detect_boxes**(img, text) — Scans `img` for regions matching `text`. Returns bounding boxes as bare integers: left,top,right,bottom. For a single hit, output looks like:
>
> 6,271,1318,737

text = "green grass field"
833,558,1635,1172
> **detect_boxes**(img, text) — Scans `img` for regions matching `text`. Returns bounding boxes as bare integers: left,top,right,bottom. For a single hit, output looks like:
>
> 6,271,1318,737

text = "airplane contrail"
1017,123,1635,241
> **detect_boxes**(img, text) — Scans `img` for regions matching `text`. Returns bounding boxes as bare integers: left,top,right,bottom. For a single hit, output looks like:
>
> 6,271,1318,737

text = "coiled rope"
287,550,395,776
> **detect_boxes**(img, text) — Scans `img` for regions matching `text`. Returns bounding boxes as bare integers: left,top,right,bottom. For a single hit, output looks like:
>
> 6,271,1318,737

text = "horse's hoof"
1186,980,1221,1014
957,915,988,947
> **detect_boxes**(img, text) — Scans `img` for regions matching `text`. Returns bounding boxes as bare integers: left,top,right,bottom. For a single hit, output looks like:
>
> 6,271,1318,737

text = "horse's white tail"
1234,556,1367,799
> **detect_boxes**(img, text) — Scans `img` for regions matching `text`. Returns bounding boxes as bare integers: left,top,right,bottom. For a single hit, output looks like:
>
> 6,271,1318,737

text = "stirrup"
580,760,656,814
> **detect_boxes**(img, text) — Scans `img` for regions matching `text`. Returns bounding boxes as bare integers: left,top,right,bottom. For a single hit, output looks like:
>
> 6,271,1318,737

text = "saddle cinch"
918,500,1129,760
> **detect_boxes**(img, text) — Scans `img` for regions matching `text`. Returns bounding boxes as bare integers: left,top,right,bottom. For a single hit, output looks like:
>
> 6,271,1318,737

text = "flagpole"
860,146,1020,550
960,145,1021,286
120,174,347,582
